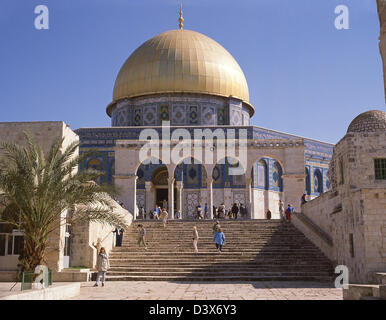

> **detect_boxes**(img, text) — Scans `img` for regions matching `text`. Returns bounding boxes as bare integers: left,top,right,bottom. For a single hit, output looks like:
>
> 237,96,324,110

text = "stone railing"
291,211,334,261
293,211,333,247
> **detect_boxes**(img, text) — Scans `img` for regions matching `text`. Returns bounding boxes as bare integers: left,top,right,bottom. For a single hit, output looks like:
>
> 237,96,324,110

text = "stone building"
292,110,386,283
0,122,131,280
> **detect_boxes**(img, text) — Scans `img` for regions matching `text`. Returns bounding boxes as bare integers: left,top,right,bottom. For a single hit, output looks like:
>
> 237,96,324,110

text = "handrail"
293,211,333,247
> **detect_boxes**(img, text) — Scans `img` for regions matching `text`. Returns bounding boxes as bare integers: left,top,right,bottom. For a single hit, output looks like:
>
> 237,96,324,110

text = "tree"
0,133,129,271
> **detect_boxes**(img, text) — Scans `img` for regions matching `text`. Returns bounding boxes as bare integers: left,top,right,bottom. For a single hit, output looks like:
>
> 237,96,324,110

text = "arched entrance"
135,158,171,216
152,166,169,209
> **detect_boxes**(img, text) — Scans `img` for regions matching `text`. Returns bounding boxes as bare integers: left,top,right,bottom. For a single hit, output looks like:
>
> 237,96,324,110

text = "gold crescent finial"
179,3,184,29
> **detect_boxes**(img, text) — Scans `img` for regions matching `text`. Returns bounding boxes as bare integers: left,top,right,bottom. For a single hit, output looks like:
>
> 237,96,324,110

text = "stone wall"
251,189,283,219
293,129,386,283
0,122,78,272
0,121,134,275
70,197,132,269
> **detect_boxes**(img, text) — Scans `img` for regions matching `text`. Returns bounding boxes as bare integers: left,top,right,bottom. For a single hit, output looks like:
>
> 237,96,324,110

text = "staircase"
107,220,335,282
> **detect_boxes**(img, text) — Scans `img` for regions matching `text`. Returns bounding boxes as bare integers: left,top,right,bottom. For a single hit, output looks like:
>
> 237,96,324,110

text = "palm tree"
0,133,129,272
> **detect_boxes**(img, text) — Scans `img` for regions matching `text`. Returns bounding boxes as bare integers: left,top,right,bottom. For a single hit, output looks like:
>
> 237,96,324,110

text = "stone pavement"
0,282,80,300
70,281,343,300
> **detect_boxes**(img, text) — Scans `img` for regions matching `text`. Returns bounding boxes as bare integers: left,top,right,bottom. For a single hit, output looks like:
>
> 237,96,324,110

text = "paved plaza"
70,281,342,300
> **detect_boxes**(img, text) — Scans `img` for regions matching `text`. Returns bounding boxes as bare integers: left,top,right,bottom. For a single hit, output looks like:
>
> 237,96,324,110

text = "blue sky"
0,0,384,143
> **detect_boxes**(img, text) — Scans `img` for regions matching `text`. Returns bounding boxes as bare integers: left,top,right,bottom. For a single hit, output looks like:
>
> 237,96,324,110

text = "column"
207,176,213,219
176,181,183,219
282,174,306,213
145,181,152,214
245,177,253,219
168,177,175,219
114,174,137,221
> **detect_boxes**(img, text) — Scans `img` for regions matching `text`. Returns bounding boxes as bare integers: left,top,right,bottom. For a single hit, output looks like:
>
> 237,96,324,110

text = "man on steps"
137,224,148,250
285,204,294,222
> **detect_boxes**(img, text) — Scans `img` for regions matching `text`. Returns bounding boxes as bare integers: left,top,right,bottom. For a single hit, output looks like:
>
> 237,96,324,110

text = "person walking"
113,228,121,247
94,247,110,287
137,224,148,250
239,203,246,219
231,203,239,220
204,203,209,219
213,228,226,253
161,208,168,228
266,209,272,220
192,226,199,253
212,220,221,234
153,206,160,220
140,206,145,219
196,204,203,220
285,204,294,222
220,203,226,219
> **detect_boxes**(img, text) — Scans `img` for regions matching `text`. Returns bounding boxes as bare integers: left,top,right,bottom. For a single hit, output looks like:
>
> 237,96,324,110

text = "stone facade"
0,122,133,275
0,122,78,272
70,200,132,269
292,111,386,283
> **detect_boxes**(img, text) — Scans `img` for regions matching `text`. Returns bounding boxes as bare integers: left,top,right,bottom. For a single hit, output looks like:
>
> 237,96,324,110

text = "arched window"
257,160,268,190
272,161,283,192
314,169,323,194
87,158,102,171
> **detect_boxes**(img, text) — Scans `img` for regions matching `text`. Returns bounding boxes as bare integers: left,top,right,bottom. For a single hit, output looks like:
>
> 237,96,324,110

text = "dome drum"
110,93,250,127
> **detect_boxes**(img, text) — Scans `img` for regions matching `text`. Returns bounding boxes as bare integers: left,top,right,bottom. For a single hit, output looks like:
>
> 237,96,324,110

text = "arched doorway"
135,158,170,215
152,166,169,208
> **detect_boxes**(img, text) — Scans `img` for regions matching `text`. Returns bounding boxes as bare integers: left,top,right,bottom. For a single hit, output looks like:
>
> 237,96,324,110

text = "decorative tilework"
272,161,283,191
201,106,215,125
233,191,245,205
159,105,169,122
188,106,199,125
172,105,186,125
136,191,145,210
143,105,157,126
230,108,242,126
257,160,267,189
184,191,200,219
217,107,225,125
134,108,142,126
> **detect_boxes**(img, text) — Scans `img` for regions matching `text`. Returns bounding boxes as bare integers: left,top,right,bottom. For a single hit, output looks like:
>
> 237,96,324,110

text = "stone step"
109,220,334,282
110,259,332,268
109,253,330,258
107,271,333,277
105,275,334,282
109,266,333,272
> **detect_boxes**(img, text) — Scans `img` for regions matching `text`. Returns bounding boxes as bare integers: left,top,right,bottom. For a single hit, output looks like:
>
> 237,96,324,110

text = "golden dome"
108,29,253,116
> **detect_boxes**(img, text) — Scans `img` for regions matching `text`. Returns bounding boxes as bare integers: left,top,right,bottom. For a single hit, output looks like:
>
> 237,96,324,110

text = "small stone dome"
347,110,386,133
